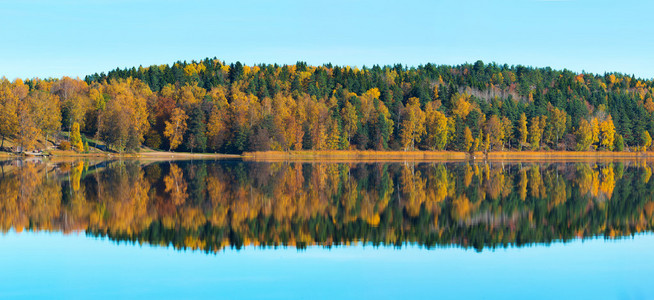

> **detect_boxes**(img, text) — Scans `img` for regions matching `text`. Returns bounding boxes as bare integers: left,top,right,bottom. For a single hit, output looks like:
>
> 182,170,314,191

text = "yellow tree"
98,79,150,152
642,131,652,151
518,113,528,150
485,115,503,151
229,87,260,150
177,84,206,107
28,90,61,148
425,103,449,150
400,97,426,151
70,122,84,152
308,100,329,150
529,116,546,150
590,117,600,147
272,93,303,150
599,115,616,151
644,97,654,113
545,103,567,148
326,118,341,150
451,93,472,120
206,105,229,152
164,108,188,151
340,101,358,146
17,103,40,151
576,119,593,151
463,126,474,152
51,77,90,131
291,96,307,150
0,78,19,148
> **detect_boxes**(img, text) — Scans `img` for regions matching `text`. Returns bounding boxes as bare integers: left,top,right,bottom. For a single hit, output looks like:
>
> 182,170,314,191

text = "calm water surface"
0,159,652,299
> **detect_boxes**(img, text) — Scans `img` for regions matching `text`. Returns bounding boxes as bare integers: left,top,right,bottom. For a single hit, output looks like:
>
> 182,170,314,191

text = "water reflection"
1,159,653,252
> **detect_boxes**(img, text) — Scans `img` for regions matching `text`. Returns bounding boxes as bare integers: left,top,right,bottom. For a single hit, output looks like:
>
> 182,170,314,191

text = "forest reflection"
1,159,653,252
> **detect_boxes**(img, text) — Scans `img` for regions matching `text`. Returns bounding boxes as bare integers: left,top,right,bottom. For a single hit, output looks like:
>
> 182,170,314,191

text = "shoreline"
0,150,240,160
4,150,654,161
242,150,654,161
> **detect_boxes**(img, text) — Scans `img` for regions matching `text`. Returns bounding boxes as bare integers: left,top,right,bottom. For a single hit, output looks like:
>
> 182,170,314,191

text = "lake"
0,159,653,299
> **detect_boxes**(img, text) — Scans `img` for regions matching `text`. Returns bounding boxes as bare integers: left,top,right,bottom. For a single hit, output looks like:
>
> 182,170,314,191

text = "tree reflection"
1,159,653,252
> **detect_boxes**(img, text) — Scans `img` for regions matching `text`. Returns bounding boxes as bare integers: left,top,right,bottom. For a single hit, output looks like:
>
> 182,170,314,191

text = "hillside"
1,59,653,154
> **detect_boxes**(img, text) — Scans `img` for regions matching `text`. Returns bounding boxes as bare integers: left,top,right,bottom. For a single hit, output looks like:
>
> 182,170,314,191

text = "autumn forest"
1,59,653,154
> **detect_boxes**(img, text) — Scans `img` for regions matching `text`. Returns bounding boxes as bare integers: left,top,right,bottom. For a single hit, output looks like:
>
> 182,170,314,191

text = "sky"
1,0,653,80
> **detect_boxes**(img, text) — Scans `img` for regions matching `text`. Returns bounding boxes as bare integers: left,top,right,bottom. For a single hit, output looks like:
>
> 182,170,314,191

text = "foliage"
59,140,71,150
70,122,84,152
2,58,654,153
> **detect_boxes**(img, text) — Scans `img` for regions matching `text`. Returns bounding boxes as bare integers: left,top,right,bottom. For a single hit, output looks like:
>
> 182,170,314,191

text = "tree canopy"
2,58,653,153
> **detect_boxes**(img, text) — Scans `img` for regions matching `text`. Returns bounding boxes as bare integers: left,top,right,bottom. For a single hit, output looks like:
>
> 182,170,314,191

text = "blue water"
0,231,652,299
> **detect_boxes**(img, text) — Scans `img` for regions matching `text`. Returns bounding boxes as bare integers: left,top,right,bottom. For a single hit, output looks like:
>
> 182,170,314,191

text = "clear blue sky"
1,0,653,80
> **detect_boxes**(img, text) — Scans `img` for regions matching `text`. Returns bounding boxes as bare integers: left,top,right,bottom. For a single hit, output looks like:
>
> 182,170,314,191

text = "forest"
1,58,653,153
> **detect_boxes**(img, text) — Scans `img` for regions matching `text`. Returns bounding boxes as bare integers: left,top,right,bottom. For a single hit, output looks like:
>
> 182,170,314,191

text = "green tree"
614,134,624,152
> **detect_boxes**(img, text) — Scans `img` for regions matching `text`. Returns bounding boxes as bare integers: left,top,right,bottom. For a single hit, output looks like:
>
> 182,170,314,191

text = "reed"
242,150,468,161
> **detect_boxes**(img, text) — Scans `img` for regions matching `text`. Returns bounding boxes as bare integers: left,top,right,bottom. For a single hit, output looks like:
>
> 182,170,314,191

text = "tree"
529,116,546,150
341,101,358,146
463,126,473,153
97,79,150,152
545,104,567,149
590,118,600,147
576,119,593,151
206,104,228,152
614,134,624,152
326,118,341,150
28,90,61,149
307,100,329,150
17,103,40,151
70,122,84,152
186,106,207,153
164,108,189,151
501,116,513,150
599,116,616,151
400,97,426,151
425,104,449,150
374,110,394,150
485,115,503,151
451,93,472,120
51,77,90,134
641,131,651,152
0,79,19,148
518,113,528,150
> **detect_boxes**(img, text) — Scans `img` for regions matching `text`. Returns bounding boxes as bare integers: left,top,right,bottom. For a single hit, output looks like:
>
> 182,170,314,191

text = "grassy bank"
0,150,239,160
486,151,654,160
6,149,654,162
243,150,654,162
242,150,468,161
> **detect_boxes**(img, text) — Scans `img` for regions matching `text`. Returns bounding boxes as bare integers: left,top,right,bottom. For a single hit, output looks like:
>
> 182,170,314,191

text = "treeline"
2,58,654,153
1,160,653,252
